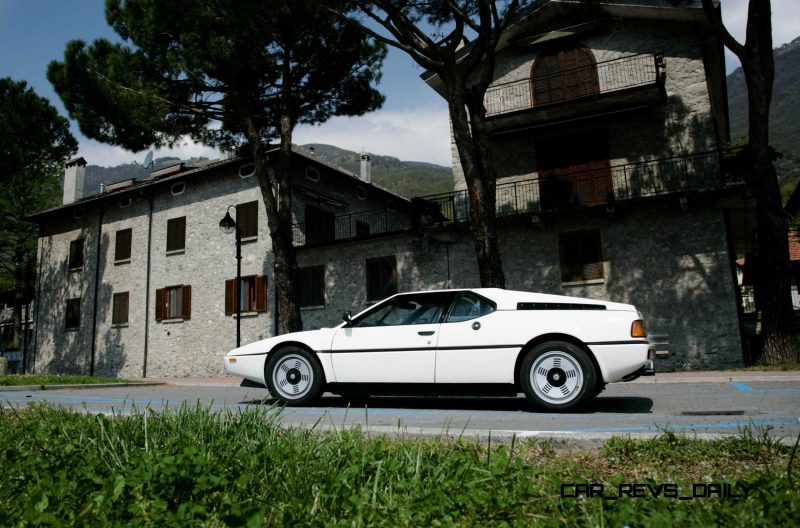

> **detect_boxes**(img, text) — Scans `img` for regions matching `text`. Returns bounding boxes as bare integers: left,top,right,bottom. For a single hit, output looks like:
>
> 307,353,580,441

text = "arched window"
531,45,599,106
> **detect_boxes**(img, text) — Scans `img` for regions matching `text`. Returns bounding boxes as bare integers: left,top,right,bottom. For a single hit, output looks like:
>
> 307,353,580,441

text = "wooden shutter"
155,288,165,321
182,285,192,320
255,275,268,312
115,229,132,261
225,279,236,315
237,202,258,239
167,217,186,252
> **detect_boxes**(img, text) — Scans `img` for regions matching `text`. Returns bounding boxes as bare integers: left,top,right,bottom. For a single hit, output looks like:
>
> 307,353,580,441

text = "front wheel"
520,341,596,411
265,346,324,405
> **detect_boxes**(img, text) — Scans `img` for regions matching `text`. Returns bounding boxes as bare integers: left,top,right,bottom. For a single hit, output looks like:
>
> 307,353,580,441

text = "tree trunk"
742,0,796,364
447,80,506,288
245,117,303,335
745,61,796,364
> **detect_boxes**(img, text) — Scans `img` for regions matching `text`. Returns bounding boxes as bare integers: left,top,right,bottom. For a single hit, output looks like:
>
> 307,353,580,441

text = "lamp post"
219,206,242,347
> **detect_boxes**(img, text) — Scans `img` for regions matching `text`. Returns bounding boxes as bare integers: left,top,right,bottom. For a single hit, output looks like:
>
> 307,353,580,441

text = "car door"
435,292,520,384
330,292,453,383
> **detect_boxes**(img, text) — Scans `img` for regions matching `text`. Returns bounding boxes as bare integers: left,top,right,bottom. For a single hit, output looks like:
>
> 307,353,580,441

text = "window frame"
366,256,398,302
298,266,325,308
65,298,81,330
351,292,454,328
224,275,267,315
236,201,259,241
114,228,133,263
166,216,186,254
68,238,84,270
558,229,605,284
444,292,497,323
112,292,130,326
155,284,192,321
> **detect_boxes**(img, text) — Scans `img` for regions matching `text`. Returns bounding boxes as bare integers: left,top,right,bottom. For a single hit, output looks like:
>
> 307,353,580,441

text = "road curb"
0,382,165,392
267,423,800,449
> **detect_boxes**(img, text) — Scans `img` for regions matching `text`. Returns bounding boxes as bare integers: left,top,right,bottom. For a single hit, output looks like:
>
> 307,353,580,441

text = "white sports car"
224,288,652,411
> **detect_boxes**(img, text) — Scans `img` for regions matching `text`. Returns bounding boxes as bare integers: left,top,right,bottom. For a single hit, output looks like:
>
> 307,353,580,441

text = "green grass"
0,374,134,386
1,405,798,526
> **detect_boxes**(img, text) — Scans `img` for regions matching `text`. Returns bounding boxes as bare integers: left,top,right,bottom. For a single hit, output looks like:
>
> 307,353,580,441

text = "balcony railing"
484,53,661,117
418,150,740,224
293,207,411,247
292,151,740,247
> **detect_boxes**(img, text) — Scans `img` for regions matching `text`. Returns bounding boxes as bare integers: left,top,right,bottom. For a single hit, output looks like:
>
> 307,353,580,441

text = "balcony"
418,150,742,224
293,208,412,248
483,53,664,130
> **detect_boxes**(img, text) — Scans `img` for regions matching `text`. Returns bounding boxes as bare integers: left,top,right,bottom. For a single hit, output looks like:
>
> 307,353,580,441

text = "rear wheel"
520,341,596,411
265,346,323,405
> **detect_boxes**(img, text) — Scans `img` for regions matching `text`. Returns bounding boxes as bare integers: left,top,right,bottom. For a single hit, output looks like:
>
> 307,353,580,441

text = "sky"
1,1,798,168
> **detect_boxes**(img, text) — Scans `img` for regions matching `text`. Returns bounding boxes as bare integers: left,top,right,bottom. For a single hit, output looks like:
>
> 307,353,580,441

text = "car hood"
225,327,339,357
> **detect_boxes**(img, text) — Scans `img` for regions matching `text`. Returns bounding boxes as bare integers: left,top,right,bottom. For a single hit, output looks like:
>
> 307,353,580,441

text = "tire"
520,341,596,411
264,346,324,405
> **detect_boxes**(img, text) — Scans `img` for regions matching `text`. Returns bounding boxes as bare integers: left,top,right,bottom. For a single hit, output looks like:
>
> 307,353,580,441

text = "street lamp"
219,206,242,347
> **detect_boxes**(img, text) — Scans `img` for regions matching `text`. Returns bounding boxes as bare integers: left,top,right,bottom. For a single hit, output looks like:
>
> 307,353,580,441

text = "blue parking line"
731,382,800,393
552,419,799,434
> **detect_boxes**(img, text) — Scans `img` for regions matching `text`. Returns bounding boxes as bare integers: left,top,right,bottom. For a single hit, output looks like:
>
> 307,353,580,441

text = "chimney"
63,157,87,205
360,153,371,184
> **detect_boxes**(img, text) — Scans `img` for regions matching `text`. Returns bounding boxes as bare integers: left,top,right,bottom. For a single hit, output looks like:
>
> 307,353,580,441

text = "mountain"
727,35,800,202
83,145,453,200
300,143,453,198
83,157,208,196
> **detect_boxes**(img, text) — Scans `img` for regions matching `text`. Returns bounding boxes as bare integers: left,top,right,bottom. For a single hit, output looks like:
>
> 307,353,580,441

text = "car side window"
353,294,451,327
446,293,495,323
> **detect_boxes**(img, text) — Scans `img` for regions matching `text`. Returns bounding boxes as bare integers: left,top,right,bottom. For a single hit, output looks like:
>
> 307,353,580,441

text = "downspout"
141,191,154,377
89,207,105,376
31,236,44,374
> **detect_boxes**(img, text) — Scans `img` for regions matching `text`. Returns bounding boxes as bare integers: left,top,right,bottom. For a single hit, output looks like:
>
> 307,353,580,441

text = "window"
236,201,258,239
239,163,256,178
115,228,132,263
65,298,81,330
559,230,604,283
299,266,325,307
366,256,397,302
112,292,130,325
354,293,452,327
166,217,186,253
305,204,335,244
68,239,84,270
225,276,267,314
155,285,191,321
305,166,320,182
446,293,496,323
537,131,611,209
355,221,370,238
532,44,599,106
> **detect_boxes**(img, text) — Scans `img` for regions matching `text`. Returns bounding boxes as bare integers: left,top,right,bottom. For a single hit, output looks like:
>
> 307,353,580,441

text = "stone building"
28,0,751,376
28,149,414,377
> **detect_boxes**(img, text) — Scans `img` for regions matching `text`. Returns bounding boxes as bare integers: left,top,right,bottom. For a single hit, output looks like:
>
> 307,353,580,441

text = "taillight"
631,319,647,338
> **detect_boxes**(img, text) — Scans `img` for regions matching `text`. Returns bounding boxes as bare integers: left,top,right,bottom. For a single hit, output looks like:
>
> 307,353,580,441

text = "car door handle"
417,330,435,336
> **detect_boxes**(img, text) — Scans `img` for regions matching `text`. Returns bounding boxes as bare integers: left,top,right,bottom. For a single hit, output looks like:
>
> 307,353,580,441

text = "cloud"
294,105,452,167
78,137,220,167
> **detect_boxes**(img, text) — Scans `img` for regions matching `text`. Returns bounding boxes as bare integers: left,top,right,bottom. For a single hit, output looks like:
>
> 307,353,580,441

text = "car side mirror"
342,311,353,326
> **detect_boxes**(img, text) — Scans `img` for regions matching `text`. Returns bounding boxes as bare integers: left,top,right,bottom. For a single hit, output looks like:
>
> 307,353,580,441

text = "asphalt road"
2,377,799,446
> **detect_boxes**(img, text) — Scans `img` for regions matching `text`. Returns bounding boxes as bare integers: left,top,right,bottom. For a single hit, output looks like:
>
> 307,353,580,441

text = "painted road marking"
731,382,800,393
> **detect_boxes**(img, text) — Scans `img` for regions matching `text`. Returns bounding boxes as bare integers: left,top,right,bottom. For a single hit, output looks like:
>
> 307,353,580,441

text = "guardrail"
484,52,661,117
293,207,411,247
418,150,738,224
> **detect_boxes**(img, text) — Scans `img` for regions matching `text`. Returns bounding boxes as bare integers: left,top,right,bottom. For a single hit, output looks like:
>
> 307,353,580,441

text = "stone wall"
296,200,743,371
32,157,398,378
